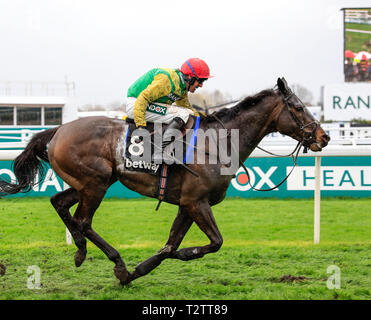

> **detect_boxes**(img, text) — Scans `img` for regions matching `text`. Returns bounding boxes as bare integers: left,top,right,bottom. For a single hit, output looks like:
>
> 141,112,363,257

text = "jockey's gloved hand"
199,111,208,119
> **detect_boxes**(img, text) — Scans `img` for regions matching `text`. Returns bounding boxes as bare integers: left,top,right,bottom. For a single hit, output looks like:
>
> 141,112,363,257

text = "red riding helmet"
180,58,212,79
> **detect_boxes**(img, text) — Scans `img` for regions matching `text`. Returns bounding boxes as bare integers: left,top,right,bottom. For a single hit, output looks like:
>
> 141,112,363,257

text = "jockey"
126,58,212,163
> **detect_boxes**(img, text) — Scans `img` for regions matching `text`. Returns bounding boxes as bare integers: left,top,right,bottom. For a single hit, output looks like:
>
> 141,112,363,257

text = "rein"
238,141,302,192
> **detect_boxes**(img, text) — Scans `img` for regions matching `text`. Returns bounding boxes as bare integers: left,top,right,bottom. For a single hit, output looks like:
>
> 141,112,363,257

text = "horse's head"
275,77,330,151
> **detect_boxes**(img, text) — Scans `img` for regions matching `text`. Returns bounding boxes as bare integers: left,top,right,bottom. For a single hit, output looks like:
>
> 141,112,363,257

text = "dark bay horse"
0,78,330,285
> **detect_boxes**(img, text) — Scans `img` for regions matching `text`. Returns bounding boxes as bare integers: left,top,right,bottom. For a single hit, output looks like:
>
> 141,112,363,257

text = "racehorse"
0,78,330,285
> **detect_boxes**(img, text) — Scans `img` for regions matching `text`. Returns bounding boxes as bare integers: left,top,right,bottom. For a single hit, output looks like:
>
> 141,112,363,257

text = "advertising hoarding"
323,83,371,121
1,156,370,199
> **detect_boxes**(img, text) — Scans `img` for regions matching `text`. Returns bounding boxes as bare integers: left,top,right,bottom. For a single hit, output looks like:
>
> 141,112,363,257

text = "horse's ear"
277,77,288,94
277,77,285,93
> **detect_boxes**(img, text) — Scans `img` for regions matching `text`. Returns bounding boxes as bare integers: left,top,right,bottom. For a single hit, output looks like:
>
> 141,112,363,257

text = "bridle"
279,89,320,153
210,87,320,192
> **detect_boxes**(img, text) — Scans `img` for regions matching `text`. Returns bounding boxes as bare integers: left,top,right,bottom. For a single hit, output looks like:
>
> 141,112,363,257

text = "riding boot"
153,117,185,164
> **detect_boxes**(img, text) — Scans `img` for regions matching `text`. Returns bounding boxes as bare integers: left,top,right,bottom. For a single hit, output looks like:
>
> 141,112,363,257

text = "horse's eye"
295,106,304,111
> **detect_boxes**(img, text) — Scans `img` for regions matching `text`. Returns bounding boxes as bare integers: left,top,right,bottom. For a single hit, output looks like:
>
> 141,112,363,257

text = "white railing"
0,129,44,159
345,9,371,25
261,125,371,146
0,129,36,146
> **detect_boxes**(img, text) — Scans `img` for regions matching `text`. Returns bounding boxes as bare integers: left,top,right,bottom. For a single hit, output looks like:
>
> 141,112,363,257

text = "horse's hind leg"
50,188,87,267
73,186,131,285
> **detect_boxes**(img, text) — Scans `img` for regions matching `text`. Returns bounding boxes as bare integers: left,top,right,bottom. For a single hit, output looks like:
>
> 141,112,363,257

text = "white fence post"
66,228,72,245
314,156,321,244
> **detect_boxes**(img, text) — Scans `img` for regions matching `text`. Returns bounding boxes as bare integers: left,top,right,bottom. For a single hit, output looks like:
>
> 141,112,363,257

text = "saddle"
122,116,200,209
122,116,200,175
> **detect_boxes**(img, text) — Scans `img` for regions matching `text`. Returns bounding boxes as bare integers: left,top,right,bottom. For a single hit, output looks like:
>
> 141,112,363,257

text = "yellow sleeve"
175,93,200,116
133,74,172,127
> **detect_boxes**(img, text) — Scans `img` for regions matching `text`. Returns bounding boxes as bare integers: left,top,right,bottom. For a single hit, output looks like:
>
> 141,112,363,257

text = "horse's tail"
0,127,59,196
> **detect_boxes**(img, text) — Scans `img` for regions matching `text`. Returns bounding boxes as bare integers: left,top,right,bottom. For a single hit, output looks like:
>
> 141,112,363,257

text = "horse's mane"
203,89,277,123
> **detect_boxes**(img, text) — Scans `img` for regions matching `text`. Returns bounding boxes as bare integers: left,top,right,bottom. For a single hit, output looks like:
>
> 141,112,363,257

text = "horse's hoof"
114,266,131,285
74,249,87,267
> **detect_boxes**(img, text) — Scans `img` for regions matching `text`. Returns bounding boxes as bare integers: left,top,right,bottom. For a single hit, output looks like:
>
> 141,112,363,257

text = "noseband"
280,90,320,153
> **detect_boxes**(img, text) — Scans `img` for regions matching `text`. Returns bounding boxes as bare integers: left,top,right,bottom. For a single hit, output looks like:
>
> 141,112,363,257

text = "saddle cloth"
122,116,200,175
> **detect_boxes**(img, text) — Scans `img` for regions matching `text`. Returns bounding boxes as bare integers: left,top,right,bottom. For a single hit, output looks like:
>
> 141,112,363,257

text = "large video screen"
344,8,371,82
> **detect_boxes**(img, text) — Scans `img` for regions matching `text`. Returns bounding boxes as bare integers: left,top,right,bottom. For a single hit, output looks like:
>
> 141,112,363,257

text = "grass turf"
0,197,370,300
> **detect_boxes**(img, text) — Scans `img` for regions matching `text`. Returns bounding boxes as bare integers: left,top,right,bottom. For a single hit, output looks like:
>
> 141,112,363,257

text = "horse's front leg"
128,206,193,282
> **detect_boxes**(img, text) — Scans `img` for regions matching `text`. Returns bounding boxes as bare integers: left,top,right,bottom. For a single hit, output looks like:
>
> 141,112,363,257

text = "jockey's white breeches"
126,97,194,125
